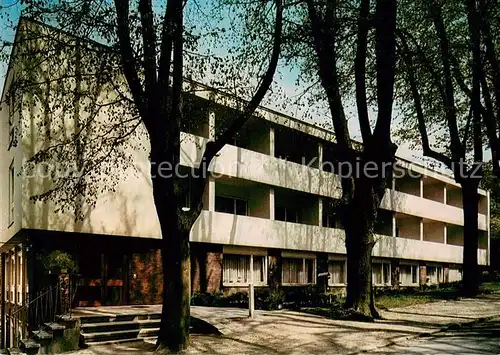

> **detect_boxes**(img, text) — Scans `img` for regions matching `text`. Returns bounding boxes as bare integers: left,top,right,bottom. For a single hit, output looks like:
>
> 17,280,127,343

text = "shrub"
265,290,284,310
42,250,75,274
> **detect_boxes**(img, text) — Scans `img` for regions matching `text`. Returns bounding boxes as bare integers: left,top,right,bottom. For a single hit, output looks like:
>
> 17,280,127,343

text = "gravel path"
68,293,500,354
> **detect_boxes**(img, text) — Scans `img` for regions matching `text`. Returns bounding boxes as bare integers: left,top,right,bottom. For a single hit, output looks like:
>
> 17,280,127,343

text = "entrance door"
103,253,127,306
74,251,128,307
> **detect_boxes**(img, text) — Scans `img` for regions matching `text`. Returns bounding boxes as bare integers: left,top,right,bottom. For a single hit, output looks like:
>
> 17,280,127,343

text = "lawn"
376,281,500,309
300,282,500,319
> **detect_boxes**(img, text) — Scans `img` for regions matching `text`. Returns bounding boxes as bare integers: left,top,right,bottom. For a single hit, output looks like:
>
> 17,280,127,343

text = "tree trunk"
461,179,480,296
344,216,374,317
150,145,191,352
344,177,378,319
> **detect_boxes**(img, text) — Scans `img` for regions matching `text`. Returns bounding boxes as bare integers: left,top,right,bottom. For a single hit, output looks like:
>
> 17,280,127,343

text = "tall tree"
395,0,486,295
311,0,397,318
275,0,398,317
0,0,283,351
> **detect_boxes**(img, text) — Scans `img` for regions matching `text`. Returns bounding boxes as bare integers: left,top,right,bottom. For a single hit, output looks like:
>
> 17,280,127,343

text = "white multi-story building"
0,19,490,320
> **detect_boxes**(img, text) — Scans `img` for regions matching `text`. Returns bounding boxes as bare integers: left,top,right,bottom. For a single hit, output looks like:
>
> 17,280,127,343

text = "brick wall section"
191,251,202,293
206,252,222,292
129,249,162,304
191,244,223,293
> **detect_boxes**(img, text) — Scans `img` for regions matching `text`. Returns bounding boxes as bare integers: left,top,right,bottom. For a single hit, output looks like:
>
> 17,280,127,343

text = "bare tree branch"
201,0,284,165
114,0,147,120
138,0,158,105
428,0,463,161
355,0,372,142
397,31,452,169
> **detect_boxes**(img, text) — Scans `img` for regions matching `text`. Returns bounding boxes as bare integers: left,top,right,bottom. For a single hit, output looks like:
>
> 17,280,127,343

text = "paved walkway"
69,293,500,354
367,316,500,354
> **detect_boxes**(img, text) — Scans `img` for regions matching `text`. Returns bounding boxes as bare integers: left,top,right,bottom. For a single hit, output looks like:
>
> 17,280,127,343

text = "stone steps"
79,313,161,346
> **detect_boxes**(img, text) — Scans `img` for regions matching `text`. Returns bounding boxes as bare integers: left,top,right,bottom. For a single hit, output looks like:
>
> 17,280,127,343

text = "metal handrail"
9,282,59,318
5,276,77,349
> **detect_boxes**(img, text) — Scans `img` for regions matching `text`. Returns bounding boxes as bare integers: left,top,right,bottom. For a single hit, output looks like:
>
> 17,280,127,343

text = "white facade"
0,20,491,292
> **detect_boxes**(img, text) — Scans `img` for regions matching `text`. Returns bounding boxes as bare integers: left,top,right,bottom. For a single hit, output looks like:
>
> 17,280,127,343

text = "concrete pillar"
270,188,275,220
444,224,447,244
420,218,424,241
208,111,215,141
208,176,215,212
419,265,427,286
443,185,447,204
318,143,323,170
318,198,323,227
419,177,424,198
392,177,396,190
392,213,396,238
269,126,275,157
268,249,282,291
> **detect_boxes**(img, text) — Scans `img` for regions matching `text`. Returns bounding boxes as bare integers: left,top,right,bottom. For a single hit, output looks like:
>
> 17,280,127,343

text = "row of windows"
221,254,445,287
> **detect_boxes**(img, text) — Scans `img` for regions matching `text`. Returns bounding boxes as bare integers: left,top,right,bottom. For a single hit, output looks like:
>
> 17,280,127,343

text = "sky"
0,0,486,176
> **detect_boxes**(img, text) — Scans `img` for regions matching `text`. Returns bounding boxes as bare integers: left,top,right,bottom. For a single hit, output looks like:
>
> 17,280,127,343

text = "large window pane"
328,260,345,284
235,199,248,216
216,196,235,214
223,254,266,285
216,196,248,216
283,257,315,284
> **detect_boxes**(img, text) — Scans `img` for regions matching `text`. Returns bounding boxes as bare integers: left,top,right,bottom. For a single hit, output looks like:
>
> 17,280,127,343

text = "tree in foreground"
0,0,283,351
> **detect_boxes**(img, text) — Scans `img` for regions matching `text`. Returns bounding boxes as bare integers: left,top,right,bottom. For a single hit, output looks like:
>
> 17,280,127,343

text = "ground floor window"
223,254,267,286
373,261,391,286
427,265,443,284
448,267,462,282
328,259,346,285
282,257,316,285
400,264,419,286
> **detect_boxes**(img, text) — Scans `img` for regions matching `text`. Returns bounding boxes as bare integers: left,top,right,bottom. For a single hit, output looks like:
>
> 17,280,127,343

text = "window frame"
399,262,419,286
372,260,392,286
282,255,317,286
222,253,268,287
427,264,443,284
16,250,23,305
275,205,299,223
215,195,248,216
327,255,346,286
5,257,10,302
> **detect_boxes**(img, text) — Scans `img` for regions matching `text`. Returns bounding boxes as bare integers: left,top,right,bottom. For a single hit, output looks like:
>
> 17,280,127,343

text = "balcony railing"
190,211,488,265
180,133,487,230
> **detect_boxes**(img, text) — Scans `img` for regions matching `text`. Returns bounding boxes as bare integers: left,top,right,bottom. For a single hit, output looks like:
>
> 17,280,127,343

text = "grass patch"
480,281,500,293
299,282,500,319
